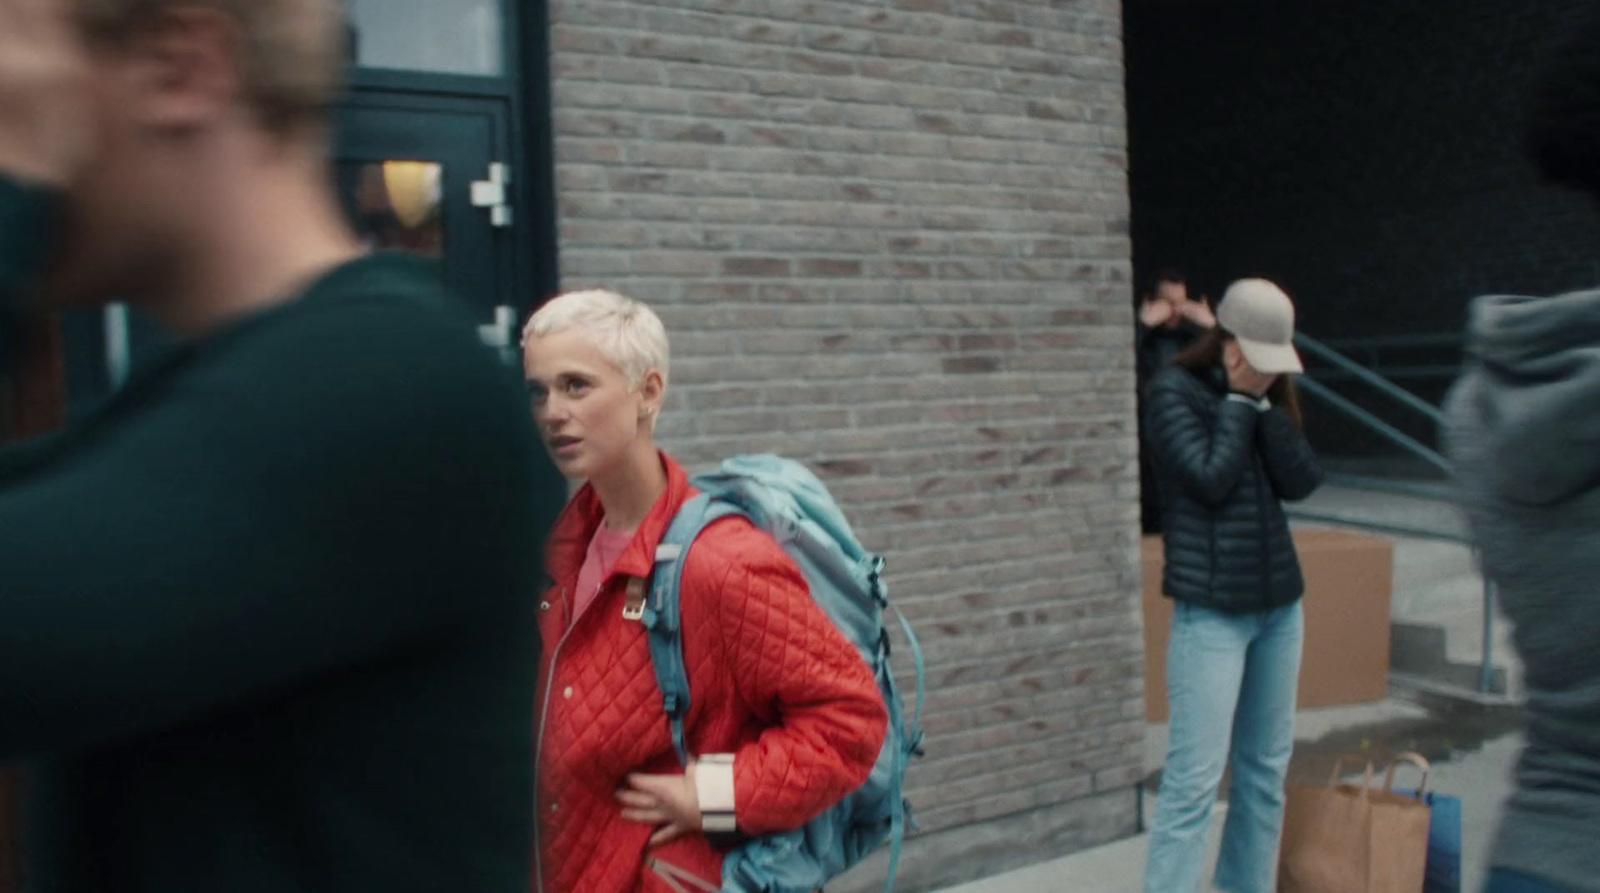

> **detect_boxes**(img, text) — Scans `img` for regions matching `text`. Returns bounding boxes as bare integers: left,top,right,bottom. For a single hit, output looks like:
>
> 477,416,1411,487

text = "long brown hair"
1171,328,1305,431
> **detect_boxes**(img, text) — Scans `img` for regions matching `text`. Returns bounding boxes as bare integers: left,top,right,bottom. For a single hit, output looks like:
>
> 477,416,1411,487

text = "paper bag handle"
1328,755,1429,799
1383,751,1431,798
1327,759,1377,794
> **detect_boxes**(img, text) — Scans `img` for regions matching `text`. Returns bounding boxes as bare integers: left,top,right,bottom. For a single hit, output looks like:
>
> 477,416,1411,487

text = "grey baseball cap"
1217,278,1304,375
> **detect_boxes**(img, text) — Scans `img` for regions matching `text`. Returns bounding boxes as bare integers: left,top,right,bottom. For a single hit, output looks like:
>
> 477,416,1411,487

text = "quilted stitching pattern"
535,456,887,893
1143,366,1324,612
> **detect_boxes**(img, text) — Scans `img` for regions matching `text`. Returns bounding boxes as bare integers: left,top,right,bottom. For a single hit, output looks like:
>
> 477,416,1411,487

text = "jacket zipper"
532,588,575,893
1254,460,1271,610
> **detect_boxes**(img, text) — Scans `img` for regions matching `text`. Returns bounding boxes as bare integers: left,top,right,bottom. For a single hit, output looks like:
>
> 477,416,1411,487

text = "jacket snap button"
563,686,574,699
539,601,551,611
550,803,559,813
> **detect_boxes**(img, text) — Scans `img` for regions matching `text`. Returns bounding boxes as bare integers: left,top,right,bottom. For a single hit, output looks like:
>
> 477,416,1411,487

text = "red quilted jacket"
534,453,888,893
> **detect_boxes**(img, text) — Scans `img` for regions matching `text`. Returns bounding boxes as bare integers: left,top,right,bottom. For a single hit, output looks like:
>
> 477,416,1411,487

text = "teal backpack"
640,455,926,893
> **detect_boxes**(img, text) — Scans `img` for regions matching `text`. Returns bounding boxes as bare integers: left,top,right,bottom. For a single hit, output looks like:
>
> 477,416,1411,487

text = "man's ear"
118,4,244,133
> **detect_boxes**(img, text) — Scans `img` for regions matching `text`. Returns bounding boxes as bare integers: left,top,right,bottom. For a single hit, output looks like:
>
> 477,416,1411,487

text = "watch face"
702,812,738,833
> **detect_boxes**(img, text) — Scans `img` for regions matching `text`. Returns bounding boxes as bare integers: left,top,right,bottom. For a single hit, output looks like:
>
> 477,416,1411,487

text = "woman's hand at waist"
617,763,702,847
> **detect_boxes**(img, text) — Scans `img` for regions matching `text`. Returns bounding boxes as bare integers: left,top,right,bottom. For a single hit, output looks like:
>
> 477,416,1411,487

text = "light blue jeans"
1144,599,1304,893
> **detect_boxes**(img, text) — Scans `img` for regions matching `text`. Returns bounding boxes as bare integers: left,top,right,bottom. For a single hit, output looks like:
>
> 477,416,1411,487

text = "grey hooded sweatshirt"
1448,288,1600,893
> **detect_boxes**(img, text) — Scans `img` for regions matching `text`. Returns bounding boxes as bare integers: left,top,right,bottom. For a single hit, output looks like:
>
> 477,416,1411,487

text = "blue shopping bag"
1395,788,1462,893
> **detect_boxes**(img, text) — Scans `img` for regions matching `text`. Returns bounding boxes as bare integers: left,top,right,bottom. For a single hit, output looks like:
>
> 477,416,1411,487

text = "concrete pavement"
935,701,1522,893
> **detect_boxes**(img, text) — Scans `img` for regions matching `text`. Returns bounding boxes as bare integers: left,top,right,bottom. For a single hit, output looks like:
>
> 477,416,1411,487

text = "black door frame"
344,0,559,319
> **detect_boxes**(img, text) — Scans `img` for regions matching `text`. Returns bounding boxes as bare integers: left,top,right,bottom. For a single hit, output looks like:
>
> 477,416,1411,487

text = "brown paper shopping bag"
1278,753,1433,893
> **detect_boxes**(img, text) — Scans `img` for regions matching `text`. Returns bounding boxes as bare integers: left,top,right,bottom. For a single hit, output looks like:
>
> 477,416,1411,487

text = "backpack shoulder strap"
884,604,926,893
892,605,926,757
641,493,746,767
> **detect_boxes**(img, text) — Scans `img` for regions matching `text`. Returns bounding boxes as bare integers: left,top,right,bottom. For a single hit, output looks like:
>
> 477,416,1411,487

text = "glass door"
333,93,521,361
333,93,516,324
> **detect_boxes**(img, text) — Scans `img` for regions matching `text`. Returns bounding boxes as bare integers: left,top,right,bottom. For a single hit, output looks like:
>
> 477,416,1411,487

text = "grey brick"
559,250,632,277
626,33,787,70
624,142,711,169
841,104,916,131
855,56,929,83
554,139,623,165
873,33,949,61
662,63,754,93
802,27,879,54
785,50,857,77
631,252,720,277
724,17,804,45
722,256,794,278
559,220,651,247
736,226,877,253
806,128,883,153
686,92,765,121
554,81,691,114
549,24,622,55
816,77,899,106
644,119,731,145
549,55,665,88
705,146,796,174
748,71,824,99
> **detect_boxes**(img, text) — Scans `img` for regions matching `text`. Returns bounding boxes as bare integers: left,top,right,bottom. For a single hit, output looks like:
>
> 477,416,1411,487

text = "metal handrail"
1286,510,1470,545
1314,365,1461,383
1322,473,1458,503
1320,332,1464,352
1296,333,1447,425
1296,376,1451,474
1314,332,1466,382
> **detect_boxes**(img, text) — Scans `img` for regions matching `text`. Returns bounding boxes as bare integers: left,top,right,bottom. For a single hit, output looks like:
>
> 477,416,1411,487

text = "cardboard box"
1142,529,1393,722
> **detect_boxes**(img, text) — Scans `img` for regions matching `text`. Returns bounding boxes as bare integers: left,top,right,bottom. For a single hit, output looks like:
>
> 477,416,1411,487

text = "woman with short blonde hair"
522,288,887,893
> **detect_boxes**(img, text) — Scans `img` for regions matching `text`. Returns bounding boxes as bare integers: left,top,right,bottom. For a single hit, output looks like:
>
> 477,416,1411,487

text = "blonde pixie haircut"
524,289,671,390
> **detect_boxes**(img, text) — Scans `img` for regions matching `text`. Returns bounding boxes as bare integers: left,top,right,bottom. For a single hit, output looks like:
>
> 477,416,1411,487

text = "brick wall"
547,1,1142,887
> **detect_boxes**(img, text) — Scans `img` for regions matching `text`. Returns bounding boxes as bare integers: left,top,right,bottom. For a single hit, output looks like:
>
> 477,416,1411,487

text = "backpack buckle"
865,556,890,606
623,577,647,622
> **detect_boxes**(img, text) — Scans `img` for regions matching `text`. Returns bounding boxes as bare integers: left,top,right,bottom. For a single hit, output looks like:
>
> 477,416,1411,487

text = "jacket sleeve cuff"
1226,392,1271,412
696,754,740,843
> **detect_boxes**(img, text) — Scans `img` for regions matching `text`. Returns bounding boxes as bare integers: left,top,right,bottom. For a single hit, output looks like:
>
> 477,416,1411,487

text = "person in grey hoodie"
1447,13,1600,893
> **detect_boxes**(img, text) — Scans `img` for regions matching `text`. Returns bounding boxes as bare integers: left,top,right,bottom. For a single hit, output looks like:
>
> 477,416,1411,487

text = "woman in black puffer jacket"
1140,279,1323,893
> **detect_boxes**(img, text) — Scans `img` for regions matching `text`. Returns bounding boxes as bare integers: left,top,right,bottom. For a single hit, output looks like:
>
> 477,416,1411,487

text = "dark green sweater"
0,178,561,892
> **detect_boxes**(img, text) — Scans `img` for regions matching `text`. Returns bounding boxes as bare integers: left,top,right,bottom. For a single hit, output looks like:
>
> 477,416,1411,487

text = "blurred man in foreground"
0,0,561,890
1448,10,1600,893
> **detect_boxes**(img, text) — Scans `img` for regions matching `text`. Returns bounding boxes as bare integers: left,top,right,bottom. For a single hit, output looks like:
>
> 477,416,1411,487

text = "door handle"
478,304,516,348
471,163,513,228
478,304,519,367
